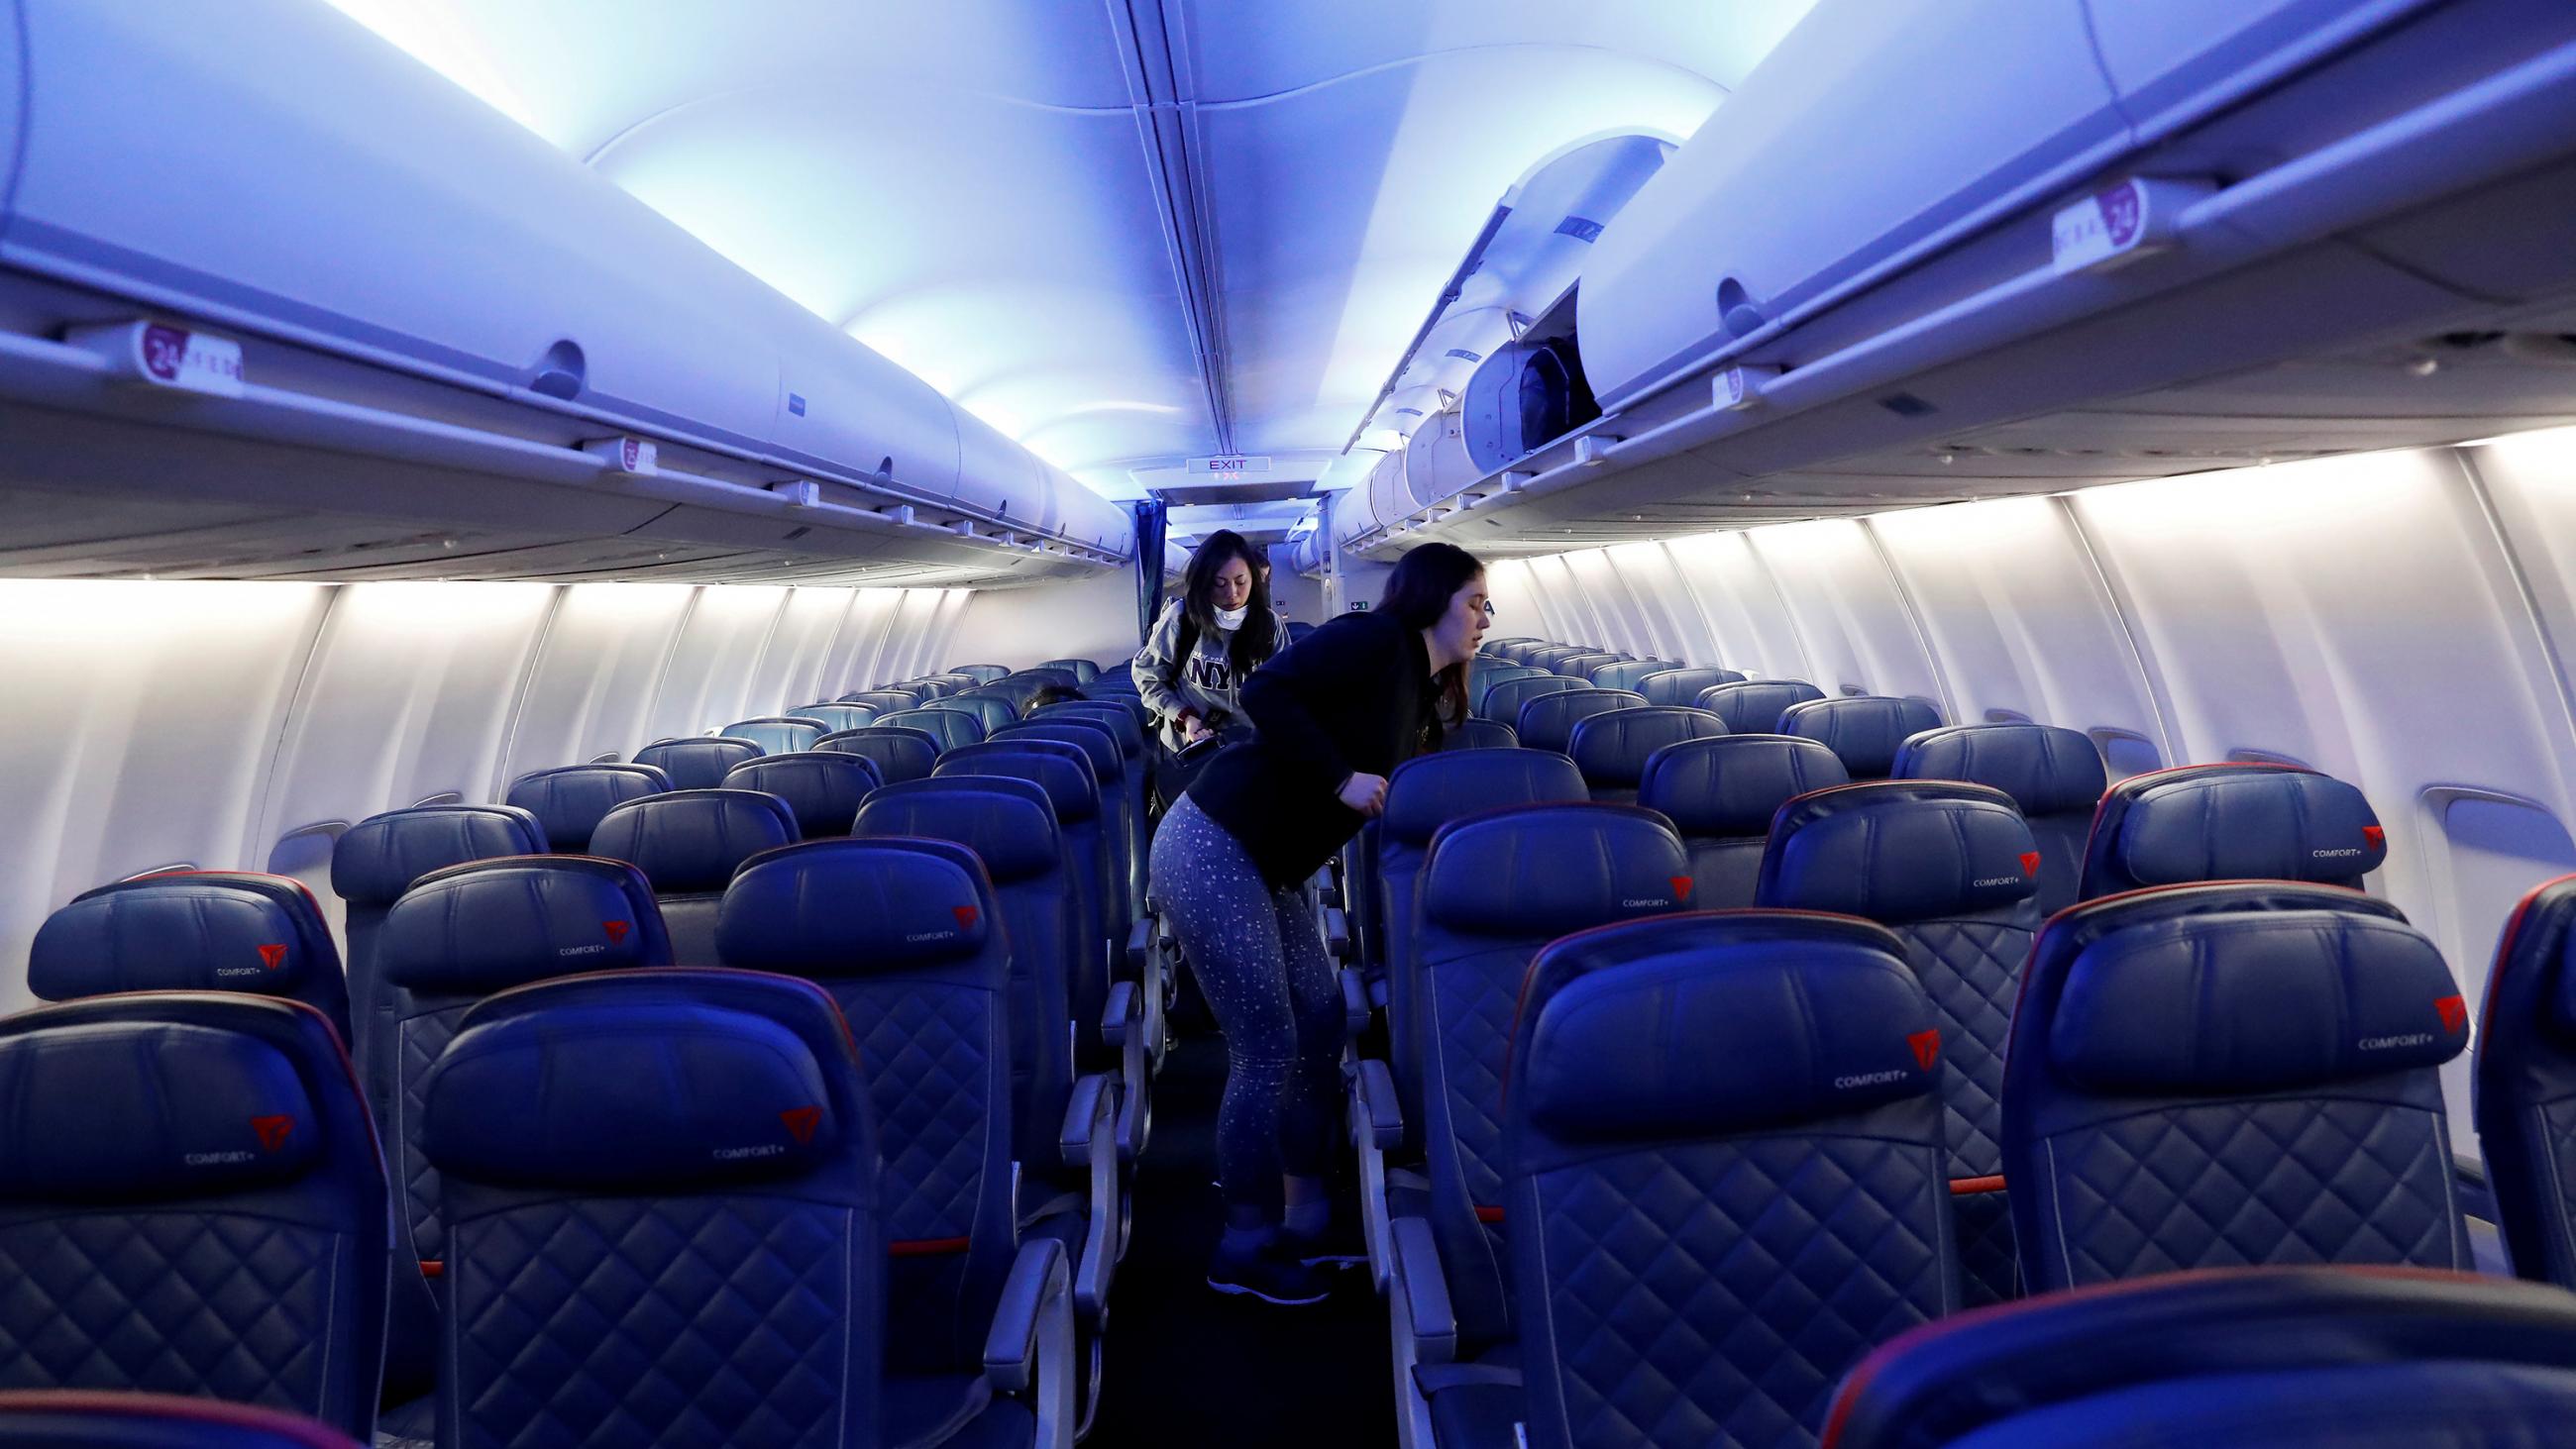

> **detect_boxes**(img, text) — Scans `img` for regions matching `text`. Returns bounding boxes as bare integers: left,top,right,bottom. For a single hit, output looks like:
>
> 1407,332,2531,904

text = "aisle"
1087,1034,1398,1447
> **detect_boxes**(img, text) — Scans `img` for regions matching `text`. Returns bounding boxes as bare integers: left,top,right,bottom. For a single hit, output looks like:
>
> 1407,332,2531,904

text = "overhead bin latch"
1716,365,1781,412
66,320,246,399
579,436,658,475
769,479,821,510
2051,177,2215,276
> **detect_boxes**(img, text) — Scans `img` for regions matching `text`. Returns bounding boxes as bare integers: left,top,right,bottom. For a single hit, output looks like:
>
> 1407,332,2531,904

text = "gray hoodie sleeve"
1131,599,1192,726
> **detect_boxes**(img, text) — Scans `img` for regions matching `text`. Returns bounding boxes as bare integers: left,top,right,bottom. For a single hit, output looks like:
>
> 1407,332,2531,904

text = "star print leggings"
1150,793,1345,1214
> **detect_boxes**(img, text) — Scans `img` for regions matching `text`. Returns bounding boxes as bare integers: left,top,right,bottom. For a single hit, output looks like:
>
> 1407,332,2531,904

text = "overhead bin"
0,0,1127,580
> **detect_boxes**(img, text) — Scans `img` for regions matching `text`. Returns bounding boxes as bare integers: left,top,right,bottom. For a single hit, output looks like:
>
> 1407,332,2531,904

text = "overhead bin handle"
529,339,586,401
1715,277,1769,341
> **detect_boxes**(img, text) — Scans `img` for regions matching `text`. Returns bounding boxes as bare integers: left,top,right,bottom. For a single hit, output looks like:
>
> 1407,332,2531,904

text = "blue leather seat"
1778,695,1945,779
1037,659,1100,684
331,804,547,1067
723,716,829,755
724,751,885,840
1549,652,1620,680
1035,701,1151,920
718,844,1078,1448
992,719,1139,932
793,702,884,734
1895,724,2106,917
0,1390,365,1447
1008,670,1080,696
925,672,983,696
588,788,801,963
1402,805,1689,1377
32,872,351,1045
845,689,925,716
2002,881,2470,1291
2477,873,2576,1288
1481,638,1538,660
818,725,941,782
0,994,388,1438
952,665,1012,684
1638,666,1744,706
1821,1266,2576,1449
1473,912,1955,1449
904,677,960,701
1637,735,1849,907
502,763,670,854
1467,664,1545,716
371,855,673,1272
1758,780,2042,1305
2077,762,2387,900
883,707,987,753
1437,719,1517,752
1478,673,1584,726
926,695,1019,740
632,735,764,789
1695,678,1826,735
1515,688,1645,755
1584,658,1678,691
1565,705,1725,803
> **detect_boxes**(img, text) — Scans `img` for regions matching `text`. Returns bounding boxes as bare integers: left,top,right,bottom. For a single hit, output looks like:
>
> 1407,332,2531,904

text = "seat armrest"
984,1237,1078,1447
1060,1071,1121,1317
1340,966,1371,1036
1389,1216,1456,1366
1354,1058,1402,1151
1100,979,1139,1049
1324,906,1350,960
1125,917,1151,976
1058,1073,1112,1169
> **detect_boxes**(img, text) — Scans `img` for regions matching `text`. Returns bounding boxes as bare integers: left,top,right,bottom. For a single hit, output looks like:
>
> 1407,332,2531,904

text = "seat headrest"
1567,707,1727,788
719,838,999,973
1894,724,2106,816
1516,689,1646,752
853,778,1061,883
1423,805,1690,935
2099,766,2387,889
1778,696,1945,776
934,744,1099,822
631,737,765,787
588,789,801,894
1385,750,1589,846
1520,932,1938,1141
0,1020,319,1199
1761,782,2039,922
382,857,672,992
422,999,838,1190
814,726,938,782
1484,675,1584,720
503,764,671,853
330,805,548,905
993,721,1119,778
721,752,882,839
1637,735,1850,838
32,874,338,1002
881,708,983,750
1639,667,1747,705
1035,701,1144,757
1696,679,1827,735
2050,908,2465,1094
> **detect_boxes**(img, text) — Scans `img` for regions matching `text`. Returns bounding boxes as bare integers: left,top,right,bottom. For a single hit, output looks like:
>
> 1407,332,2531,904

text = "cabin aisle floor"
1088,1031,1398,1447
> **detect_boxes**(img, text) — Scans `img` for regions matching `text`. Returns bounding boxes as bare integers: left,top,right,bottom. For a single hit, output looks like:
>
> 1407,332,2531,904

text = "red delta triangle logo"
779,1107,822,1145
1907,1029,1942,1072
602,920,630,944
1669,877,1693,902
952,904,980,931
2018,852,2041,880
2363,825,2387,850
256,943,288,972
251,1115,294,1152
2436,995,2468,1034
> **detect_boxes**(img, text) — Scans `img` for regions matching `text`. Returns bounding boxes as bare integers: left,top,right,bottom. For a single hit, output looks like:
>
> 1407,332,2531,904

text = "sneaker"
1206,1238,1331,1305
1283,1201,1370,1269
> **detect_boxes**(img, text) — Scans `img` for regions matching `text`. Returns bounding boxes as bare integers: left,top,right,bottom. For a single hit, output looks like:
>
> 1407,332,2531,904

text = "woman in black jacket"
1149,542,1490,1303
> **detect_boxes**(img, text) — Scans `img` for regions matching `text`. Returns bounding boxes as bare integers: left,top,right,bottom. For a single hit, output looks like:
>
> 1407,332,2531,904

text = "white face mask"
1214,604,1249,631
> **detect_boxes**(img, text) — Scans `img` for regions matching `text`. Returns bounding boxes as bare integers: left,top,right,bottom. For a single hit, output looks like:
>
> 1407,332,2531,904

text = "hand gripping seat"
331,804,547,1062
502,763,671,854
718,844,1080,1449
2476,874,2576,1288
725,751,885,840
1696,678,1826,735
1467,665,1544,715
2001,881,2471,1292
31,872,350,1045
0,994,389,1438
1779,696,1945,780
1437,719,1518,752
1405,805,1690,1367
793,701,885,735
925,695,1019,740
1565,705,1725,803
1477,674,1585,727
1638,666,1745,706
1584,658,1679,692
1037,659,1100,684
588,789,801,963
819,725,941,782
2077,761,2387,900
1637,735,1849,908
883,707,988,754
1429,913,1955,1449
0,1390,365,1448
1514,689,1646,755
1894,724,2105,917
1757,780,2042,1305
846,689,927,716
369,855,674,1273
952,665,1011,684
1821,1267,2576,1449
723,716,830,755
632,735,764,789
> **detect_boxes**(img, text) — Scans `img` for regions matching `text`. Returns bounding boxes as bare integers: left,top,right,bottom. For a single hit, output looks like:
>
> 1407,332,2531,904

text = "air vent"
1396,406,1424,418
1445,349,1482,362
1878,392,1939,417
1556,216,1604,242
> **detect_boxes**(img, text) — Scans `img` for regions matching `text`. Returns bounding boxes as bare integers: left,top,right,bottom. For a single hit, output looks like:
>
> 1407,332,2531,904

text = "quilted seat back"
1566,705,1726,803
0,994,389,1438
1638,667,1745,706
1894,724,2106,918
502,764,671,854
1509,912,1954,1449
935,743,1112,1036
32,872,351,1046
1778,696,1944,780
421,968,878,1449
2002,882,2471,1293
723,752,884,841
1416,804,1690,1346
589,789,801,964
2077,762,2387,901
1695,679,1827,735
372,856,673,1264
2475,874,2576,1289
630,736,763,790
1638,735,1848,908
331,804,548,1059
991,720,1137,943
1758,780,2041,1305
1037,702,1152,916
816,726,939,784
718,839,1018,1378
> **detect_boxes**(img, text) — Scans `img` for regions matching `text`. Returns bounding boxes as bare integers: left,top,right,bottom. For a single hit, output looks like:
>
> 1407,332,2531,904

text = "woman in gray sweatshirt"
1131,530,1283,753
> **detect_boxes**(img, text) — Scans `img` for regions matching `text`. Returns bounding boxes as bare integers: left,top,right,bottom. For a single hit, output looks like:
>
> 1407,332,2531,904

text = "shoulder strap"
1175,611,1201,675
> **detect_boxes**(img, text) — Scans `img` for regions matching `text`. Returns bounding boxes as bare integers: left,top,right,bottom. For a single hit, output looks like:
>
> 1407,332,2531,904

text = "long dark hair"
1182,529,1278,674
1380,542,1484,735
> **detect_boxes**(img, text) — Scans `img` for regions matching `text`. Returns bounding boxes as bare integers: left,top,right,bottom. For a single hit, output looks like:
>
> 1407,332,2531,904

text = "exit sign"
1187,455,1273,475
1347,600,1369,611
